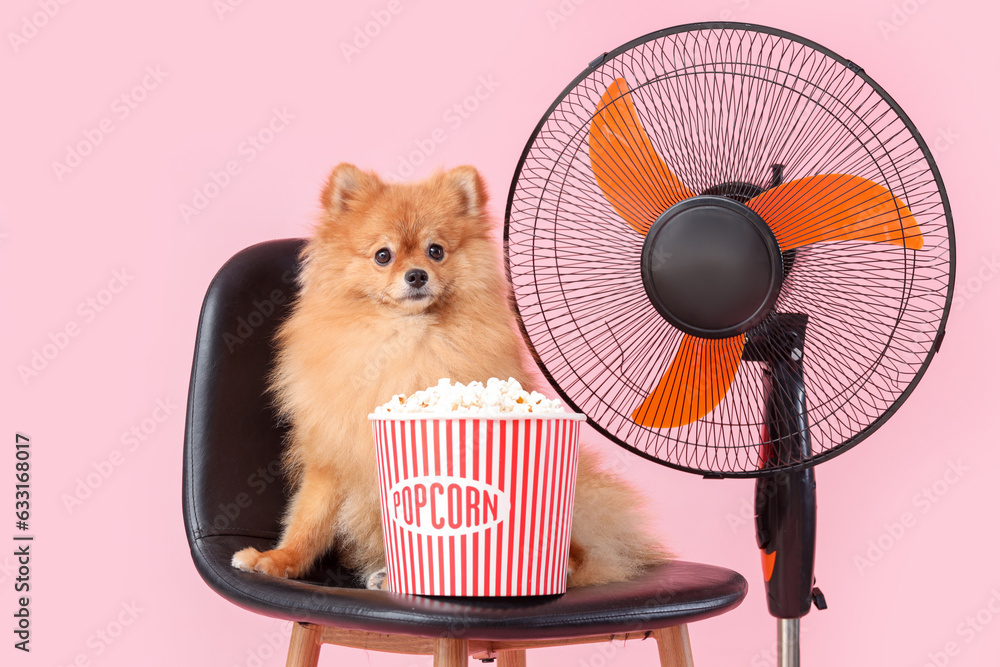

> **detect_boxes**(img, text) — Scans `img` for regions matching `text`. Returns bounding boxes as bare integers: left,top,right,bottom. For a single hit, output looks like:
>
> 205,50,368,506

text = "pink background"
2,1,997,665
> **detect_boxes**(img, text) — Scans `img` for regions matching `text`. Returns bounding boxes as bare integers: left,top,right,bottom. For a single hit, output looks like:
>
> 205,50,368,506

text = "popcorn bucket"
369,413,585,596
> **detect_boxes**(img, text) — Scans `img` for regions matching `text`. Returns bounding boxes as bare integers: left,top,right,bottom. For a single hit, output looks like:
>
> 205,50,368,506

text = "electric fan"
504,23,953,665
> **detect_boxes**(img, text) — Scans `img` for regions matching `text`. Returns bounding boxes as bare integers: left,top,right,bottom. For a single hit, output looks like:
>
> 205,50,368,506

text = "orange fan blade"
589,78,696,235
746,174,923,250
632,334,745,428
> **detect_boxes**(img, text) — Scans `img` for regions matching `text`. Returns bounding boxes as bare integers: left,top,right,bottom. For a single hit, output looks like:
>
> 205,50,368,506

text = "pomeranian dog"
232,164,668,587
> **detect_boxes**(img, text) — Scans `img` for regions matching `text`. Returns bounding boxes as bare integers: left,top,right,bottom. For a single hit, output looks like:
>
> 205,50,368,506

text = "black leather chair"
183,239,748,667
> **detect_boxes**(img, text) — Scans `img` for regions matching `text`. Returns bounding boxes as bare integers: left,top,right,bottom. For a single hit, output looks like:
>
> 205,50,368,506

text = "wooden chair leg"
433,637,469,667
498,649,527,667
654,625,694,667
286,622,322,667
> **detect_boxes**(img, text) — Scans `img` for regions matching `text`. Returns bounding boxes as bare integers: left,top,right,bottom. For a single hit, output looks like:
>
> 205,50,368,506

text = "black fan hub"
640,195,783,339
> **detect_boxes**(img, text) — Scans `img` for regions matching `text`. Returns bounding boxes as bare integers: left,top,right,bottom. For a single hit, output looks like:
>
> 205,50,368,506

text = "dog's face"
311,163,494,315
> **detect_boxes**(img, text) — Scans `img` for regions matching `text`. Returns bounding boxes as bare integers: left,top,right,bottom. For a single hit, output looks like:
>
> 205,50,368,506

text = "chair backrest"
183,239,305,545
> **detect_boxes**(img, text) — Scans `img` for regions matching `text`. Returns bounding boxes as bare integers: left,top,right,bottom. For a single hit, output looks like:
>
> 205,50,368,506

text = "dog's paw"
232,547,262,572
365,568,388,591
231,547,306,579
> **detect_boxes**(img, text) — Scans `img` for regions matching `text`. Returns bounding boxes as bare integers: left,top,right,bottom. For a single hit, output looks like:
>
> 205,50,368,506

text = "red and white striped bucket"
369,413,584,596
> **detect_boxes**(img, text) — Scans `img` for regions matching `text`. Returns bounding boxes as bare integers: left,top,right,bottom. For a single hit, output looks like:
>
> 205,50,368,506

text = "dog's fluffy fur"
232,164,668,587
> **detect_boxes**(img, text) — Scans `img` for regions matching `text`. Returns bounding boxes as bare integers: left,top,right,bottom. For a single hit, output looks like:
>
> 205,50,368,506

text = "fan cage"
504,22,955,478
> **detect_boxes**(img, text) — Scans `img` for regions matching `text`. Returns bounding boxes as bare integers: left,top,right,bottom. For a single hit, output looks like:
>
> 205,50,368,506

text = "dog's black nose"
405,269,429,289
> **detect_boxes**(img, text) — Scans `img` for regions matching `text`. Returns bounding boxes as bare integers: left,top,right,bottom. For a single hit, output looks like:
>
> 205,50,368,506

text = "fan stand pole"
778,618,800,667
755,464,815,664
748,313,822,664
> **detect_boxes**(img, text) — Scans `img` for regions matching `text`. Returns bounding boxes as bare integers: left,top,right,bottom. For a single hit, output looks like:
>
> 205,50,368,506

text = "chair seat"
192,535,746,641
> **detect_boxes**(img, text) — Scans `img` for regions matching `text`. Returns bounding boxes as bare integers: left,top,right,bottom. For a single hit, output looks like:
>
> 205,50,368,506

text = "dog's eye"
374,248,393,265
428,244,444,261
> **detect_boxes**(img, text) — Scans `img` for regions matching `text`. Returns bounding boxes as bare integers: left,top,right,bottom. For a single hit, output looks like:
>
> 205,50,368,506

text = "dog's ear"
443,165,488,218
321,163,379,214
